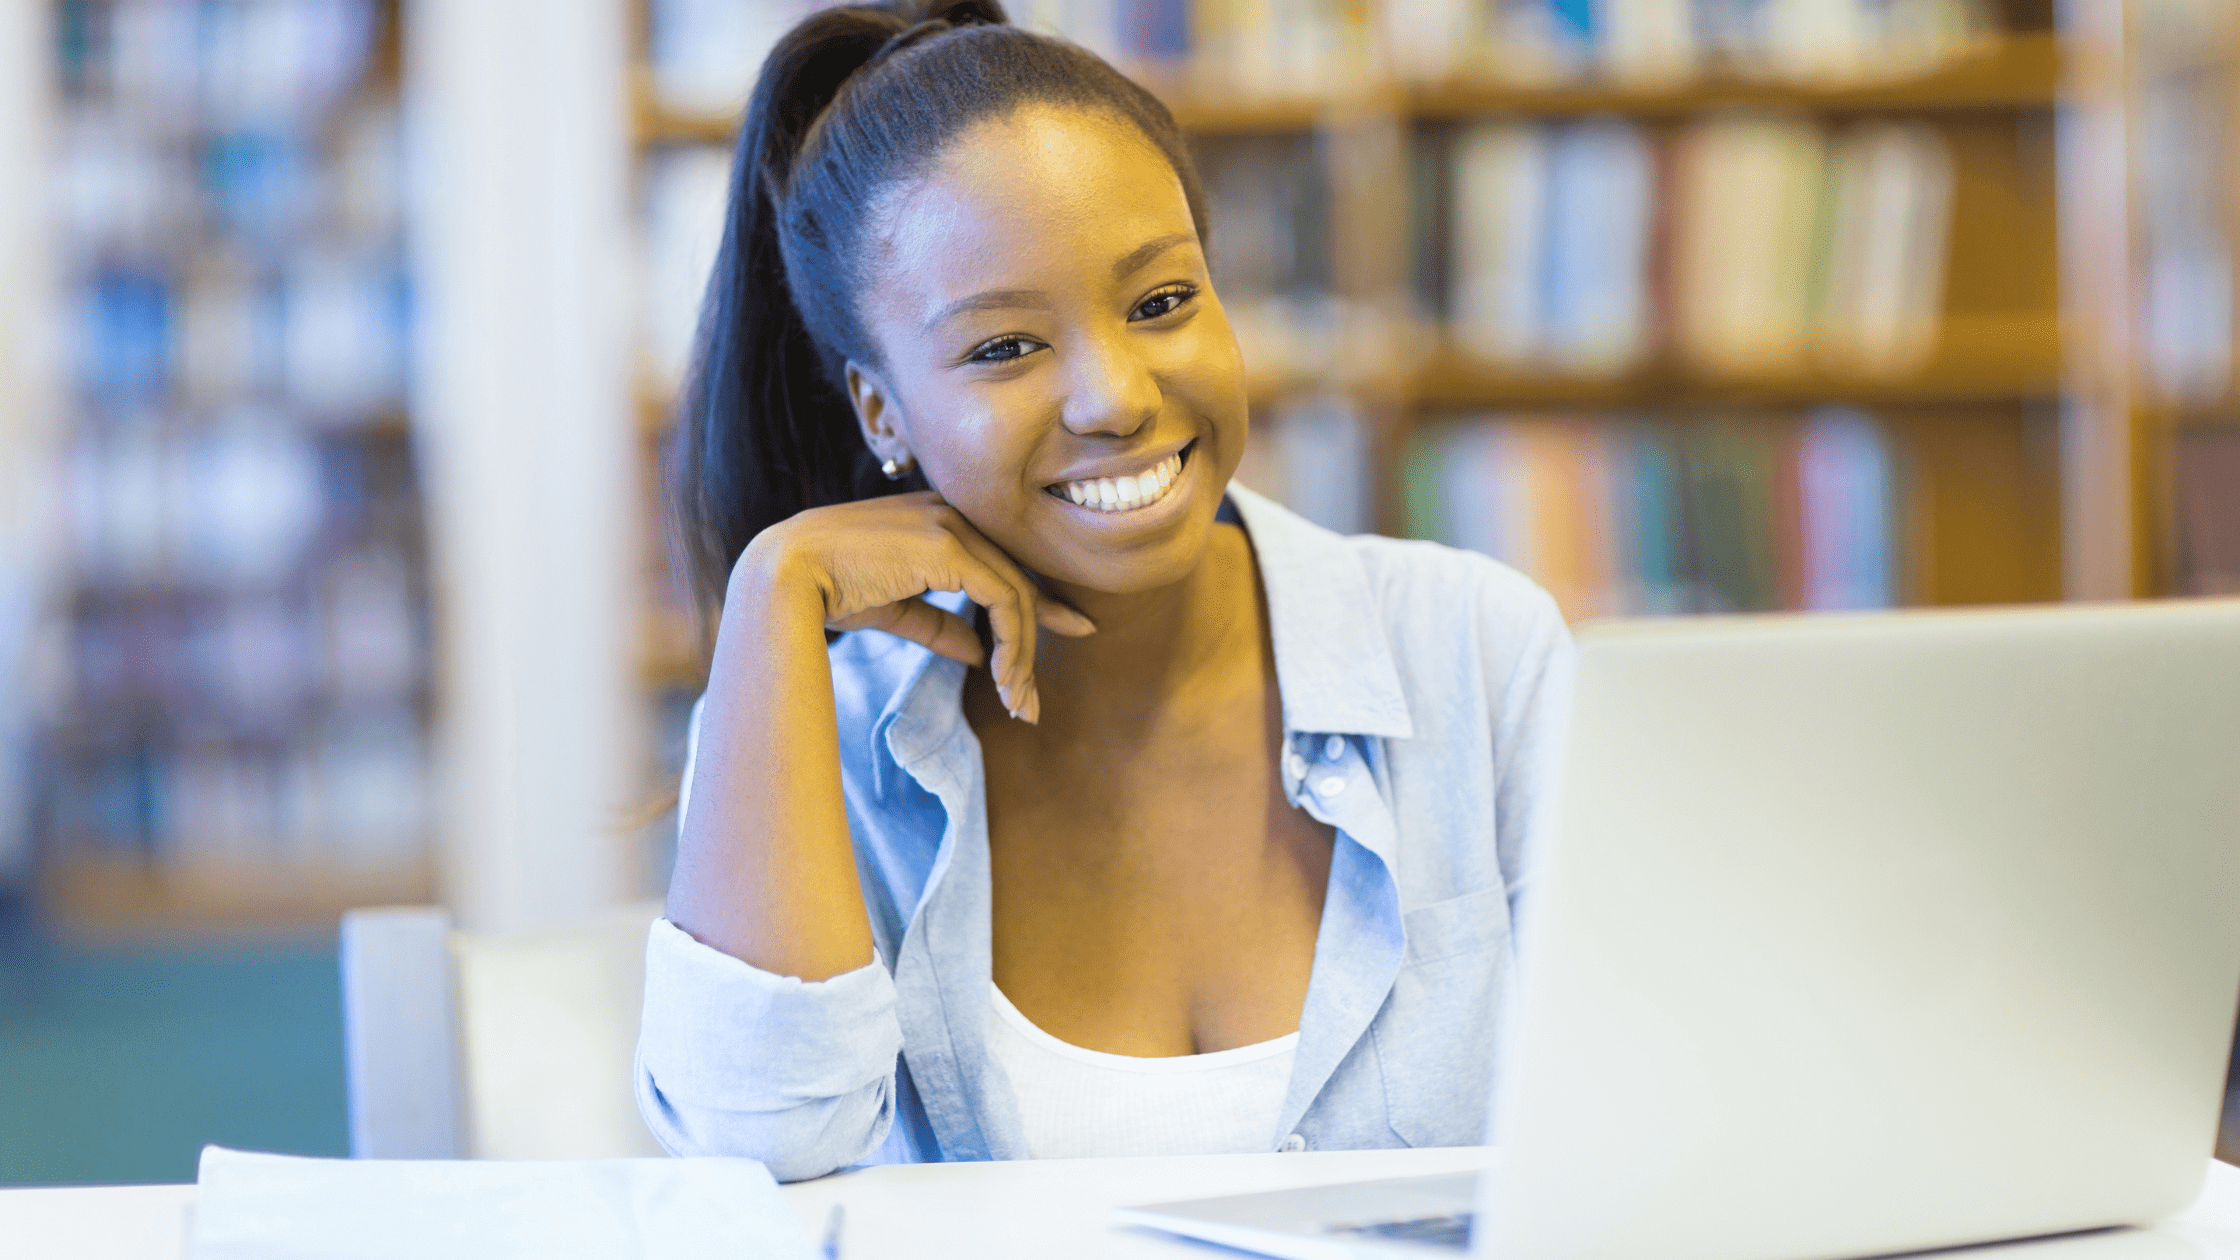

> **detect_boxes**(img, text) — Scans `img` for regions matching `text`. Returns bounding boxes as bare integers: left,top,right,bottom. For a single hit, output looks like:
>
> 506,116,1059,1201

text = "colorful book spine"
1405,409,1899,619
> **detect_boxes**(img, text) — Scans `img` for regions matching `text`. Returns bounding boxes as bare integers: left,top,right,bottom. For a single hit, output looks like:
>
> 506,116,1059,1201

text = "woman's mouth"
1046,443,1191,514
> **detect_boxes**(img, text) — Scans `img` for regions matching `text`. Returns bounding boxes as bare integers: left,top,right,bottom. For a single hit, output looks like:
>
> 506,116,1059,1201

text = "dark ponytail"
670,0,1211,625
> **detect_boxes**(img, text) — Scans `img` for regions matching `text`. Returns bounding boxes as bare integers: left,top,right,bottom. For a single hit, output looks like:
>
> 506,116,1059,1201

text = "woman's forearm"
665,548,876,981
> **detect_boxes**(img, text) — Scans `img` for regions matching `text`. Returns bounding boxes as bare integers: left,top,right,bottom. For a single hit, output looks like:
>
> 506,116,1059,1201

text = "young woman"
635,0,1574,1182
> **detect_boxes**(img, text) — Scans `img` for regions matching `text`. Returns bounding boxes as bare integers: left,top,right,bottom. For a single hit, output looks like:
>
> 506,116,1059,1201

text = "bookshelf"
32,0,436,938
624,1,2085,637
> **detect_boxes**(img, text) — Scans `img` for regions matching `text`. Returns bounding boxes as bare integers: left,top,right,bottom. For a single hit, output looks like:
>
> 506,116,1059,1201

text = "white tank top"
986,982,1298,1159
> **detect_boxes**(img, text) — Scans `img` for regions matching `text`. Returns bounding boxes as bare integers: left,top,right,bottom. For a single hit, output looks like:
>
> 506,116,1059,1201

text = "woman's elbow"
635,1068,894,1182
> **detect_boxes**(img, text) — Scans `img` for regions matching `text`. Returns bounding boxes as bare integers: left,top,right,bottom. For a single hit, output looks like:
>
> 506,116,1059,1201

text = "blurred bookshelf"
629,0,2082,635
35,0,432,937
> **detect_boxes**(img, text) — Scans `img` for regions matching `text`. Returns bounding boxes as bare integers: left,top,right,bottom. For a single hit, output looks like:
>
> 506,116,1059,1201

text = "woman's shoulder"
1227,483,1566,664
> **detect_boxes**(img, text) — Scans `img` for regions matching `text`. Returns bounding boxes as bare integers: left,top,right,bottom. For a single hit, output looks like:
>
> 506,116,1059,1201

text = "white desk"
7,1151,2240,1260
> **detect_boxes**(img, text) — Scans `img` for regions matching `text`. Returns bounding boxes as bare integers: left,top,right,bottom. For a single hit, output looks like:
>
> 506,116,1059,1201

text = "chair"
340,900,667,1159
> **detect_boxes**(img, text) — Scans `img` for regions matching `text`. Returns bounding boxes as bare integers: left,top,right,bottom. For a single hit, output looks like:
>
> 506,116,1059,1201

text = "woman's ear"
845,361,913,469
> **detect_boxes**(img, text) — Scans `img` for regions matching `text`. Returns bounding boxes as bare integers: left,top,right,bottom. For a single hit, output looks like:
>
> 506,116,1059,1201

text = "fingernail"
1025,684,1041,725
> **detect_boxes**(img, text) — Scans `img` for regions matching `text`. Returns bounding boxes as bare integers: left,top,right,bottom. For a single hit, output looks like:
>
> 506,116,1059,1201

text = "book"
1671,115,1827,377
1796,406,1895,608
1270,396,1373,536
1542,119,1655,374
2174,427,2240,597
1817,119,1955,377
1450,122,1550,368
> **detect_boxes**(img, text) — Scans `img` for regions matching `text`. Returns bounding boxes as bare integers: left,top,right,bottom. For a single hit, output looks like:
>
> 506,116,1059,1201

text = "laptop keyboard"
1324,1211,1474,1249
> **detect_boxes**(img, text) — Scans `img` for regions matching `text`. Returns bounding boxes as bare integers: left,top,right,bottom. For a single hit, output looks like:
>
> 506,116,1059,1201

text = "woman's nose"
1058,329,1160,438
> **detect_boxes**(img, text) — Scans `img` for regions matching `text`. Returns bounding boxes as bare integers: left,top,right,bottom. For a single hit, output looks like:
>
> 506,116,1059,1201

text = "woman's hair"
671,0,1213,622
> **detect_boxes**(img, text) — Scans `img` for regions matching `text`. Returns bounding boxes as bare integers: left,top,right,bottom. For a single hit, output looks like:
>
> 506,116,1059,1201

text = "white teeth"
1055,450,1188,514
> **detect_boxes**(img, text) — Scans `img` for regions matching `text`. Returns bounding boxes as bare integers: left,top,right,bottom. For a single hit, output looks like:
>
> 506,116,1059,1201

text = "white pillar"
406,0,639,931
0,3,57,882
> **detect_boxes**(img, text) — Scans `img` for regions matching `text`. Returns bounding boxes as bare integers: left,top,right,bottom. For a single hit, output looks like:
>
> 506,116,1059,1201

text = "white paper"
191,1146,815,1260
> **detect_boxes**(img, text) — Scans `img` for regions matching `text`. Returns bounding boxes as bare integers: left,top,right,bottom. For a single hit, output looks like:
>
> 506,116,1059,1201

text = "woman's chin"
1023,491,1224,603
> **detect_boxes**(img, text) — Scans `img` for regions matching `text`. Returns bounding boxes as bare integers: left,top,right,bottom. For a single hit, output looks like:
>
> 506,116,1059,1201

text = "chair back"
341,901,665,1159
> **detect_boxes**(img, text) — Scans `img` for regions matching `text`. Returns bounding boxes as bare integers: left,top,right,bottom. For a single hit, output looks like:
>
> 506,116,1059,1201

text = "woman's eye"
1132,285,1196,321
968,336,1039,364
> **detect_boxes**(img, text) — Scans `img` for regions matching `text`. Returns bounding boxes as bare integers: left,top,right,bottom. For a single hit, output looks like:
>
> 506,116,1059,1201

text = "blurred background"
1,0,2236,1185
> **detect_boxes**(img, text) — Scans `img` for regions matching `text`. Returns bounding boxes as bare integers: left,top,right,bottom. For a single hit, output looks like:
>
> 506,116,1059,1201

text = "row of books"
41,0,434,875
1402,409,1898,619
69,565,423,736
1435,114,1954,379
71,254,408,415
48,706,428,865
1382,0,2000,88
64,418,338,587
55,0,379,131
58,101,405,264
639,0,2006,119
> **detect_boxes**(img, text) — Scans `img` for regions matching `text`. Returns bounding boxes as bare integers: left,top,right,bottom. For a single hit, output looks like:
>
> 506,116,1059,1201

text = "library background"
0,0,2237,1183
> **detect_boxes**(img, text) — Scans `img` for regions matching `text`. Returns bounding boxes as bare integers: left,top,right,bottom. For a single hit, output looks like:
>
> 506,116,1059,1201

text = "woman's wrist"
729,525,833,627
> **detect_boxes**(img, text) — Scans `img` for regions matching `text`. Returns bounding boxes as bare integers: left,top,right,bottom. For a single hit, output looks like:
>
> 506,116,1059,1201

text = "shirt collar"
1225,482,1414,740
870,481,1416,788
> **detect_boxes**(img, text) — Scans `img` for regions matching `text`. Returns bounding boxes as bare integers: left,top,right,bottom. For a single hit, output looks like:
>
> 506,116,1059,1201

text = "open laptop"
1117,599,2240,1260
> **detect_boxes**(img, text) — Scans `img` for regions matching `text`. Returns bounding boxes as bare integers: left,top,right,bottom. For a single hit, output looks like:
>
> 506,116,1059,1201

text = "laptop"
1117,599,2240,1260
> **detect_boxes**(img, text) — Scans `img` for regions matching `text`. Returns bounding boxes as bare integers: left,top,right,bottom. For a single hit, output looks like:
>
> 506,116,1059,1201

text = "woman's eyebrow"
1112,232,1194,280
921,233,1196,333
923,288,1053,332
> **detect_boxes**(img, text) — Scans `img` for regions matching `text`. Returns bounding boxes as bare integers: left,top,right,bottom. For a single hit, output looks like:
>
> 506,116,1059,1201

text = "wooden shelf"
46,856,434,941
1409,33,2061,120
640,607,704,689
1228,314,2065,412
1408,358,2061,413
633,65,738,145
634,36,2062,146
638,385,676,436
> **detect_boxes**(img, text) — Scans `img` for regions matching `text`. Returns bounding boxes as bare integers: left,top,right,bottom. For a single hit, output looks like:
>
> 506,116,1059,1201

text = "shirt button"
1317,775,1347,796
1286,753,1307,781
1282,1133,1308,1153
1323,734,1345,762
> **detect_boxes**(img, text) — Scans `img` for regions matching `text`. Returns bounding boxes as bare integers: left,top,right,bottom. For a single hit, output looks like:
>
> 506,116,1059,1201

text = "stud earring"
881,455,913,481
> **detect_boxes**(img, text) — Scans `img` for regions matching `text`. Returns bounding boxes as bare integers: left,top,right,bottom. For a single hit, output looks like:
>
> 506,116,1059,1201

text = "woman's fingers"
799,492,1093,723
945,554,1037,721
832,599,983,669
1036,602,1097,637
936,515,1049,722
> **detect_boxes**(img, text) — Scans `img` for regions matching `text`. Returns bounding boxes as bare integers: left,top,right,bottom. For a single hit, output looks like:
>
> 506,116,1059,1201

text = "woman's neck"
1026,523,1267,739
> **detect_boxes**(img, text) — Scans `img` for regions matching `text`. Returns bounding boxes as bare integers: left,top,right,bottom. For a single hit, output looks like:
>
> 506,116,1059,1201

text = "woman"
636,0,1574,1183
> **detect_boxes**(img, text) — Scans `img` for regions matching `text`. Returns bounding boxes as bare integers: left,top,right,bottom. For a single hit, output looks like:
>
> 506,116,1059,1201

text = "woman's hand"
737,491,1095,724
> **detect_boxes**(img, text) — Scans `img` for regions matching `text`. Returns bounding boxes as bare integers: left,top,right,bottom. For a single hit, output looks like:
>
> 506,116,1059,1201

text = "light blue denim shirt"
635,483,1575,1182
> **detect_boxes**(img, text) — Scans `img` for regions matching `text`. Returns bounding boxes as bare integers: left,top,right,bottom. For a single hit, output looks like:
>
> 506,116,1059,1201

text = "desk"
7,1151,2240,1260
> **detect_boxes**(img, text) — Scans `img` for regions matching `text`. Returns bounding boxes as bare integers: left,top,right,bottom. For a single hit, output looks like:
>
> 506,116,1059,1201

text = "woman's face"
847,104,1249,598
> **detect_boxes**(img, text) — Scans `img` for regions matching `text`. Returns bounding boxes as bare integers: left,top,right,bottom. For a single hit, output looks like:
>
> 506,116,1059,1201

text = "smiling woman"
636,0,1576,1183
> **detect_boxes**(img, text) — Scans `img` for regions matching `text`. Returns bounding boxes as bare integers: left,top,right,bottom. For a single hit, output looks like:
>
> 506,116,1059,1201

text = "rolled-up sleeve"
634,918,905,1182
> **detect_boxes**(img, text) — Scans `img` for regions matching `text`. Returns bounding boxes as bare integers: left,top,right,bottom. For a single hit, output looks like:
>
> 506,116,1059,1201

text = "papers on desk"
190,1146,815,1260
